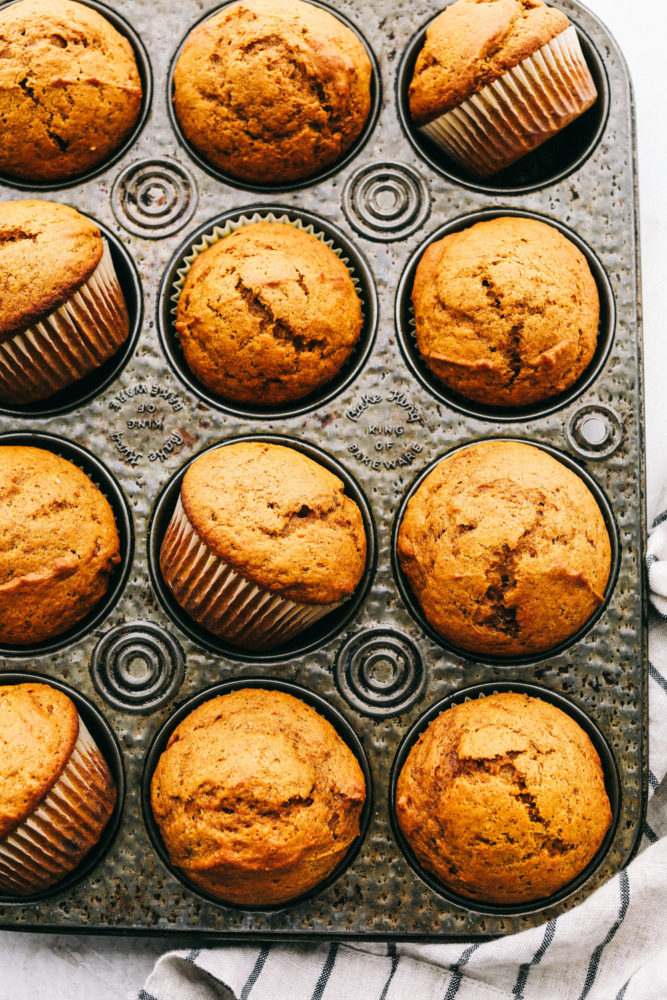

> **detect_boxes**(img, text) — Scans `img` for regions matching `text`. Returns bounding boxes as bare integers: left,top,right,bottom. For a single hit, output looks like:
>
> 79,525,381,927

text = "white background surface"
1,1,666,998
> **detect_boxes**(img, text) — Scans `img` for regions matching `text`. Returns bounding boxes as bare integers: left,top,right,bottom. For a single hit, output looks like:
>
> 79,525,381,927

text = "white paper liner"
420,26,598,178
0,718,116,896
160,497,346,651
0,240,130,404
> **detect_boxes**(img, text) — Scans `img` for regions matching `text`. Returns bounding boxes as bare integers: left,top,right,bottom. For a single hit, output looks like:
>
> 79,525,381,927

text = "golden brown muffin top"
151,688,366,905
0,682,79,839
176,222,364,405
0,0,142,183
0,200,102,341
397,441,611,657
396,692,612,904
172,0,372,184
412,217,600,408
409,0,569,125
180,441,367,605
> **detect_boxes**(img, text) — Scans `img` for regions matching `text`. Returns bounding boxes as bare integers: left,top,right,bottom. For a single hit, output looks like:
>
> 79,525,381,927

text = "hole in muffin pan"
0,218,143,419
334,627,426,718
391,437,621,668
141,676,373,912
166,0,382,194
0,0,153,192
0,432,134,659
91,621,185,714
395,207,616,424
156,205,378,421
0,671,125,906
389,680,621,917
396,9,610,196
147,433,377,663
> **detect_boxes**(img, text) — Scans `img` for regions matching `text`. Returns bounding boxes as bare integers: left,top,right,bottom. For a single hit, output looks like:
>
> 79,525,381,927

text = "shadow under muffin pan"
147,432,378,663
0,218,143,420
395,207,616,424
166,0,382,195
396,6,610,196
142,676,373,911
388,680,621,917
391,437,621,668
0,671,125,906
0,431,134,659
0,0,153,192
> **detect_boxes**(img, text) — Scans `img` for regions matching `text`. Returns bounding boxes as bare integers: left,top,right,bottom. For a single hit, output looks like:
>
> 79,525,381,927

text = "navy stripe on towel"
379,943,400,1000
444,942,482,1000
311,942,338,1000
577,871,630,1000
241,947,270,1000
512,919,556,999
649,661,667,696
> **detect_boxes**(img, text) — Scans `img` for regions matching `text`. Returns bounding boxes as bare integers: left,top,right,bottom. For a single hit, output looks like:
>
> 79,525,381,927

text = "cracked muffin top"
178,441,367,605
411,217,600,408
172,0,372,184
396,692,612,904
409,0,569,125
0,200,103,342
397,440,611,657
0,446,121,645
150,687,367,904
0,0,142,183
175,222,364,406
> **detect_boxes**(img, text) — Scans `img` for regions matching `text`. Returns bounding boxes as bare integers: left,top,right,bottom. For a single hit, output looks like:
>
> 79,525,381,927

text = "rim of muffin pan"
0,431,134,658
141,676,373,912
156,204,379,420
394,206,616,424
147,432,378,663
0,0,153,192
388,680,621,917
395,5,610,196
390,437,621,668
166,0,382,194
0,670,126,906
0,218,143,420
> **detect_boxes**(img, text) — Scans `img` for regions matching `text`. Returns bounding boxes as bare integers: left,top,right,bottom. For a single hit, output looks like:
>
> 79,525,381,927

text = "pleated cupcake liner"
0,239,130,404
0,718,116,896
420,26,598,178
160,497,345,651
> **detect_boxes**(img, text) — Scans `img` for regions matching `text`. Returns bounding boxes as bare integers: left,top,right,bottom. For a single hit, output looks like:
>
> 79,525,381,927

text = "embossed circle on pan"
91,622,185,713
0,670,125,905
0,0,152,192
389,680,620,916
343,162,430,242
391,437,620,668
335,628,425,717
395,208,615,424
568,404,624,459
0,431,134,659
141,676,373,911
156,206,378,420
396,10,609,196
112,159,197,239
0,217,143,420
147,433,377,664
166,0,381,194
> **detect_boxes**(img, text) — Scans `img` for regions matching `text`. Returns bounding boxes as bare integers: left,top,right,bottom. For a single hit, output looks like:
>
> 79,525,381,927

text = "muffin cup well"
389,681,621,917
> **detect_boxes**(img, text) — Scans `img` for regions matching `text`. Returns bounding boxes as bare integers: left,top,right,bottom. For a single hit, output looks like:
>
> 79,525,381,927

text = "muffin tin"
0,0,646,940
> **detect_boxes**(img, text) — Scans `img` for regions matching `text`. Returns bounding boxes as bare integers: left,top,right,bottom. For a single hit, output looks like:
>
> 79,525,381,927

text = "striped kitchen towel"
140,530,667,1000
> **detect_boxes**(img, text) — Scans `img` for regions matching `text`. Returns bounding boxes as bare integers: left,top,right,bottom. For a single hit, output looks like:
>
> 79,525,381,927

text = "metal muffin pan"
0,0,646,941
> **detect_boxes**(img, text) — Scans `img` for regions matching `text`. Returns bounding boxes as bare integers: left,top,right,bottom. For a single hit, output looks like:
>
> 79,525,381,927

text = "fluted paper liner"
160,497,346,651
0,718,116,896
420,26,598,178
0,240,130,404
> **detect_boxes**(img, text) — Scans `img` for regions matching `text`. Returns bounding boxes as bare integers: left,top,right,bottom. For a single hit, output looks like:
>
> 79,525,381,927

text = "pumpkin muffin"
172,0,372,184
176,222,364,406
0,0,143,183
411,217,600,408
0,681,116,895
396,692,612,904
151,687,366,904
0,446,121,645
160,441,367,650
409,0,597,177
0,200,130,405
397,441,611,657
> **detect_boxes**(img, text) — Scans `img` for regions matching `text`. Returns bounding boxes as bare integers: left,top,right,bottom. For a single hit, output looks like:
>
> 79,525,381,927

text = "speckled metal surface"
0,0,646,940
